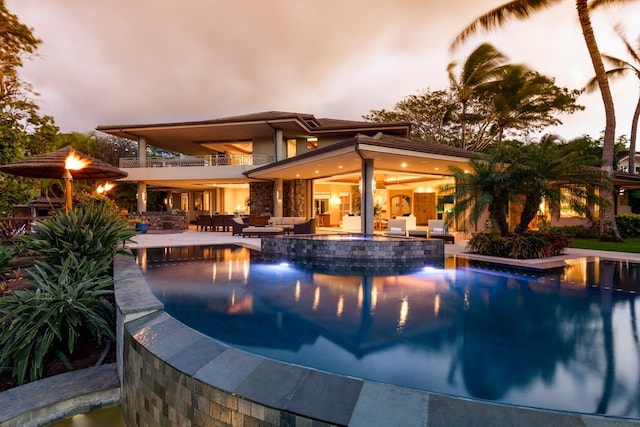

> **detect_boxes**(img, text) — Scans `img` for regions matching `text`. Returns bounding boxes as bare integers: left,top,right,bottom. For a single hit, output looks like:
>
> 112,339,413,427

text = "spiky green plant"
0,256,114,384
0,245,13,278
17,202,136,273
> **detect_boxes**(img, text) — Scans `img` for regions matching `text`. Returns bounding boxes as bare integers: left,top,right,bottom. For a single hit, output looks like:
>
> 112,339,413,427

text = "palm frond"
588,0,638,11
613,24,640,64
451,0,562,50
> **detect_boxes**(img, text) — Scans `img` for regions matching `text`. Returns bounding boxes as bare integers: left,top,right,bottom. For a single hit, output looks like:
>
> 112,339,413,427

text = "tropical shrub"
73,190,119,213
468,231,570,259
0,256,114,384
545,225,599,239
0,203,135,385
0,245,13,278
17,202,136,274
615,214,640,238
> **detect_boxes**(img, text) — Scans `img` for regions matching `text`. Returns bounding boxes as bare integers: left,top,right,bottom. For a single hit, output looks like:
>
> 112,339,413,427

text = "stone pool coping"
450,247,640,270
114,251,640,426
0,364,120,427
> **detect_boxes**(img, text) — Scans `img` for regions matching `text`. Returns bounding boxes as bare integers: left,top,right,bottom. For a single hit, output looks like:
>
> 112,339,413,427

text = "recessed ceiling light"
434,167,439,171
315,170,319,174
401,162,407,168
296,174,300,178
338,165,343,169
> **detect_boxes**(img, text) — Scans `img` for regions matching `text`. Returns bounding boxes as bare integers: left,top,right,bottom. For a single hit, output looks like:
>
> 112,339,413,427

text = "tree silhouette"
451,0,629,241
585,25,640,175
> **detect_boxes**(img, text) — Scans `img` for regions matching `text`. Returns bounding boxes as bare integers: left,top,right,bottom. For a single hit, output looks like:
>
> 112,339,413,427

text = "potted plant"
134,218,149,233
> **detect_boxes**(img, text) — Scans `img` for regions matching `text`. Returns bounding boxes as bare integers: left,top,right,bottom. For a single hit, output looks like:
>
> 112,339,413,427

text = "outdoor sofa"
386,216,417,236
268,216,307,234
428,219,455,243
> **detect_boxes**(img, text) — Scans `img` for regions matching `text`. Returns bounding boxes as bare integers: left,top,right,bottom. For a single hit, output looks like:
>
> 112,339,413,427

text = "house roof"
615,172,640,190
245,133,475,182
96,111,411,156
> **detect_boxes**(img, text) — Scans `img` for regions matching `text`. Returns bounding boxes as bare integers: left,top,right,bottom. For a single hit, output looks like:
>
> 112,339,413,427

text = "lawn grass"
570,237,640,253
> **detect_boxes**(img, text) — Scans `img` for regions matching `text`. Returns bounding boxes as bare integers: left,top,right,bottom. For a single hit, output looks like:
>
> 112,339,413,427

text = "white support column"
166,191,174,211
274,129,284,161
138,137,147,166
274,178,283,217
272,129,284,217
361,159,375,235
137,182,147,213
136,137,147,213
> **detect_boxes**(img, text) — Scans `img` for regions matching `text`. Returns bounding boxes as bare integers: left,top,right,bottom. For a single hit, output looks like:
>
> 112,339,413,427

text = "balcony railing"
119,154,275,169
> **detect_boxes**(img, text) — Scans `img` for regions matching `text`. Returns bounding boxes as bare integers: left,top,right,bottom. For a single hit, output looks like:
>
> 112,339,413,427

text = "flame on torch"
96,182,115,194
63,150,90,213
65,150,91,171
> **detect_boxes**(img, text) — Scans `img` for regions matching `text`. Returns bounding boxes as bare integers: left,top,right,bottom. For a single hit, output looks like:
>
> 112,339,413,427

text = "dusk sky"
7,0,640,142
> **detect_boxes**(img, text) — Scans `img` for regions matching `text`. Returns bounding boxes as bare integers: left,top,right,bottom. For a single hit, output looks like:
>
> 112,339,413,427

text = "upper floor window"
307,137,318,150
287,139,297,158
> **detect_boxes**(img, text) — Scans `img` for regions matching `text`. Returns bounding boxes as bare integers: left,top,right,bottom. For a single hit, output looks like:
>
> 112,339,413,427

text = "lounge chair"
428,219,455,243
385,217,416,237
293,218,316,234
231,217,249,236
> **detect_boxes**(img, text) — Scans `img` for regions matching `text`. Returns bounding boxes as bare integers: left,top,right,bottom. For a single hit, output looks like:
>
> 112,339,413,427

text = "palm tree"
505,135,608,232
443,154,516,236
585,25,640,175
443,137,609,236
485,66,584,143
451,0,630,241
448,43,508,150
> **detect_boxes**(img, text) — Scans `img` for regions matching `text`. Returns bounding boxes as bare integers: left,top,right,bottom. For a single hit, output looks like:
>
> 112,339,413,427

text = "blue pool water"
136,245,640,418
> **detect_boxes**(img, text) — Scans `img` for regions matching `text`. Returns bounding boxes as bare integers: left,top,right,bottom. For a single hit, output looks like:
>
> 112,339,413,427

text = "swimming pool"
136,245,640,419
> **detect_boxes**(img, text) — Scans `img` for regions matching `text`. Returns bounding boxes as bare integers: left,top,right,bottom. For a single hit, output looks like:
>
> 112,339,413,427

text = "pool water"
136,245,640,418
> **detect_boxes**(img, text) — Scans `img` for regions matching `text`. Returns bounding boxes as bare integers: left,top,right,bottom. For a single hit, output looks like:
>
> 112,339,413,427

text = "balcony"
119,154,275,169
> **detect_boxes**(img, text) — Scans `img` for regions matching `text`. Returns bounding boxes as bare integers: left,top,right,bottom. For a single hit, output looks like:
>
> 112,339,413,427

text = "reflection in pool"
135,245,640,418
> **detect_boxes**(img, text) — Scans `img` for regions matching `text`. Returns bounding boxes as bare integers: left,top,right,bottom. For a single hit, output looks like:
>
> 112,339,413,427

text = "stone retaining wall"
0,364,120,427
261,234,444,263
127,212,188,231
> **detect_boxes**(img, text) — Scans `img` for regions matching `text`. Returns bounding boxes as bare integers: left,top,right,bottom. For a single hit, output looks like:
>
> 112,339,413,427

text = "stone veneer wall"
261,235,444,262
127,212,188,230
283,179,307,217
249,181,274,216
122,327,332,427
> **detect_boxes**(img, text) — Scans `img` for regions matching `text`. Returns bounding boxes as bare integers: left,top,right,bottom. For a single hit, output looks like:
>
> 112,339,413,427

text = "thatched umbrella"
0,145,127,180
0,146,128,212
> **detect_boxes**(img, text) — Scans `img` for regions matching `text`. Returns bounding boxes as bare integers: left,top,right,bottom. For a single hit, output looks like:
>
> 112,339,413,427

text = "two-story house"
98,110,640,234
98,111,477,234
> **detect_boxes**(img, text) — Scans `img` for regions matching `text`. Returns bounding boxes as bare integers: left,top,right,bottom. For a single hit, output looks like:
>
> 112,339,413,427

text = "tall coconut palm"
451,0,633,241
585,25,640,175
448,43,508,150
